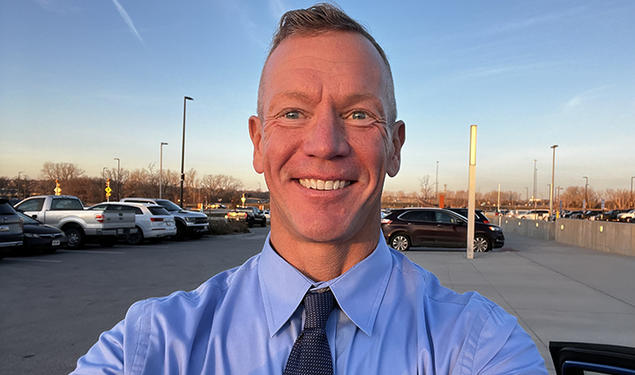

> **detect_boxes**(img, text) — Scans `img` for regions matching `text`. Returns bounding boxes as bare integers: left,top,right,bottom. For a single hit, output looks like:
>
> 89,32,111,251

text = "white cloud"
111,0,144,44
563,85,611,111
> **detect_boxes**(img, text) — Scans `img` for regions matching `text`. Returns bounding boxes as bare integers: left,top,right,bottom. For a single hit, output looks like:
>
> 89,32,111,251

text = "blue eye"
351,111,368,120
284,111,301,119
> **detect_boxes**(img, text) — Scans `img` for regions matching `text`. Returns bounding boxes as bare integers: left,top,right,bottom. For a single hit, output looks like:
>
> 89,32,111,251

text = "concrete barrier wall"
502,217,635,256
554,218,635,257
501,218,555,241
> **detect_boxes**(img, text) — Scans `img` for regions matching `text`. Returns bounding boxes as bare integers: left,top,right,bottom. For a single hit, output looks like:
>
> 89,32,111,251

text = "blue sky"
1,0,634,197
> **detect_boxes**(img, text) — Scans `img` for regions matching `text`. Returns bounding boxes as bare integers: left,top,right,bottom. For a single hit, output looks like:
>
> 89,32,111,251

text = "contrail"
111,0,144,44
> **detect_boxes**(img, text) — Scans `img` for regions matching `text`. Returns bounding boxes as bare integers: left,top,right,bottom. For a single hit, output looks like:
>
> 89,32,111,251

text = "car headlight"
24,233,41,238
488,226,501,231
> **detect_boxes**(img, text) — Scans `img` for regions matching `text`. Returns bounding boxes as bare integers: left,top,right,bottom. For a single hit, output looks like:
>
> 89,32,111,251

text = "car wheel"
127,227,144,245
175,222,187,241
64,226,85,249
390,233,410,251
474,235,491,252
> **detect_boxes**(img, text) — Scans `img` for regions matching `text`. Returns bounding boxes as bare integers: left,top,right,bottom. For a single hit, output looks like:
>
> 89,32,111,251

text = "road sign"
105,187,112,194
54,179,61,196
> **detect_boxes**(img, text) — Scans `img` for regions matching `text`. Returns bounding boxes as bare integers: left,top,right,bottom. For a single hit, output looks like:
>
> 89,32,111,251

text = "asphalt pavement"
1,228,634,374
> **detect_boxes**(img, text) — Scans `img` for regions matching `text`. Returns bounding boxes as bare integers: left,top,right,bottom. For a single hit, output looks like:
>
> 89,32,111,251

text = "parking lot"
2,228,634,374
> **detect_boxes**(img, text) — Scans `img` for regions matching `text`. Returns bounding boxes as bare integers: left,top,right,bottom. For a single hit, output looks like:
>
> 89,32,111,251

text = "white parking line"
57,250,126,255
4,258,62,263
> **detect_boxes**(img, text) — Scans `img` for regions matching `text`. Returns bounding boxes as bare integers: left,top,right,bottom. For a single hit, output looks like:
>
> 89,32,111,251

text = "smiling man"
72,4,547,374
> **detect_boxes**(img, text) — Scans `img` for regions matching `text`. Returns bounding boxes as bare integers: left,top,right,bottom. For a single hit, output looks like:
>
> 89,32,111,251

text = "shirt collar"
258,232,393,337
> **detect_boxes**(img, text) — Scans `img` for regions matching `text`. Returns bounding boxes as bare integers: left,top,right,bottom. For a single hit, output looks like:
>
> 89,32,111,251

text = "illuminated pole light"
180,96,194,208
467,125,477,260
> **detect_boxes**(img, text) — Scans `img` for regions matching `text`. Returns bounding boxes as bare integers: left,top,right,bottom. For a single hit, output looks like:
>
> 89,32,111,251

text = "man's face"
249,31,405,246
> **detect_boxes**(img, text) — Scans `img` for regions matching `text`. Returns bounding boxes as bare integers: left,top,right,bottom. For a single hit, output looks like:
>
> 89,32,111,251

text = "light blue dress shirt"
72,234,547,374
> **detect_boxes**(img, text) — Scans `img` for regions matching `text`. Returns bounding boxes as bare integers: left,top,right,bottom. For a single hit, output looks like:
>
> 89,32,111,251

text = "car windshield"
148,206,170,216
155,200,182,212
0,202,17,215
16,211,39,224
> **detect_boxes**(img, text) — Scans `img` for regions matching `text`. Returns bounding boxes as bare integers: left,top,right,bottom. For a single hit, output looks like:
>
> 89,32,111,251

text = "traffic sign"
54,179,61,196
105,187,112,194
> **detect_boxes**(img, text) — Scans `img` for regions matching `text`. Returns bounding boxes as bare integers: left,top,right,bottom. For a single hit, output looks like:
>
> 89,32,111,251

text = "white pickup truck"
14,195,136,249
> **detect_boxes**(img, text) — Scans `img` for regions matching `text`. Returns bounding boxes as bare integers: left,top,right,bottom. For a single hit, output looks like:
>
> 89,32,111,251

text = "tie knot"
303,288,334,329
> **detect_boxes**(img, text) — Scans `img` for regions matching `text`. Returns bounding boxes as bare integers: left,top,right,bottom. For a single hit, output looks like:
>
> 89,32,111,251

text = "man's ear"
386,120,405,177
248,115,265,174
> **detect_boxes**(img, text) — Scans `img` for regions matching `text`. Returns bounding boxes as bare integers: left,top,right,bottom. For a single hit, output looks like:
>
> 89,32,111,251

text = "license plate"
52,240,60,246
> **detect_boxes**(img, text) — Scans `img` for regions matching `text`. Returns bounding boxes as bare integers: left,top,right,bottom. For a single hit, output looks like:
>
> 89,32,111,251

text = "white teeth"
298,179,350,191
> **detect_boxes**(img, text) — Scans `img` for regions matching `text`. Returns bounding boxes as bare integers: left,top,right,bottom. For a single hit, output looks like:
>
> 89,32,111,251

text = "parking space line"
57,250,126,255
4,258,63,263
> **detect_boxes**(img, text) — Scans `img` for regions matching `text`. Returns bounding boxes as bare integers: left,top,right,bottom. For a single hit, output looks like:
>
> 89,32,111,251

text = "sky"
1,0,634,198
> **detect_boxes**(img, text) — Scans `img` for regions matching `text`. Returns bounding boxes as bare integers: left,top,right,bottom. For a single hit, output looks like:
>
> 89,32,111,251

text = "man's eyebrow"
340,93,386,116
268,91,318,109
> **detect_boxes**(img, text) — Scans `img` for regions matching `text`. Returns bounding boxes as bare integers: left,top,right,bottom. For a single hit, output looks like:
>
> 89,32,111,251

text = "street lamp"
180,96,194,208
435,161,439,206
549,145,558,220
160,142,168,199
467,125,477,260
582,176,589,209
17,171,24,199
114,157,121,201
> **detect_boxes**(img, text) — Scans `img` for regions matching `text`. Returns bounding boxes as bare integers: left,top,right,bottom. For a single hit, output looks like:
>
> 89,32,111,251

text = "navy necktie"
283,288,335,375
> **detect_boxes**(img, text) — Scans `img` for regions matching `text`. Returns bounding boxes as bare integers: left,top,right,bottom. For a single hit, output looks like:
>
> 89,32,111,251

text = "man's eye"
351,111,368,120
283,111,301,120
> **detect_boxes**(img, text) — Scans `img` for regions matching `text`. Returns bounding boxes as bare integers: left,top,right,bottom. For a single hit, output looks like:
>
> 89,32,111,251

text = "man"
72,4,547,374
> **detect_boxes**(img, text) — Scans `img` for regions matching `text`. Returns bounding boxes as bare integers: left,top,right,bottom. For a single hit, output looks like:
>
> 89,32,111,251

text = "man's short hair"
257,3,397,125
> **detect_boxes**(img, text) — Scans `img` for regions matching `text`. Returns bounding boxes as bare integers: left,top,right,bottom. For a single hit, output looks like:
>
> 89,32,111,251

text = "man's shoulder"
387,247,506,322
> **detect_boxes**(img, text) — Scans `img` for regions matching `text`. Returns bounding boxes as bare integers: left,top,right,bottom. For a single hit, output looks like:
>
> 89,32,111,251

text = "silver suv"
120,198,209,239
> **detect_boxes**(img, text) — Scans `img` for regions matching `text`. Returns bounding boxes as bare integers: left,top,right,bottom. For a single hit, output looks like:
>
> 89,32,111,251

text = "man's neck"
270,224,380,282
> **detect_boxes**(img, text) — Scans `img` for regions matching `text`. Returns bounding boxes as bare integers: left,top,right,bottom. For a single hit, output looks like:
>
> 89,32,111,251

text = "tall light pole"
549,145,558,219
435,160,439,206
160,142,168,199
180,96,193,208
114,157,121,201
532,159,538,209
17,171,24,199
467,125,477,260
631,176,635,206
582,176,589,210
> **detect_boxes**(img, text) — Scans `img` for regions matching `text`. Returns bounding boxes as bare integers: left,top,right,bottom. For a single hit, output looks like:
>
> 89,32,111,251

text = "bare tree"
41,162,85,182
200,174,244,204
603,189,631,209
416,175,433,206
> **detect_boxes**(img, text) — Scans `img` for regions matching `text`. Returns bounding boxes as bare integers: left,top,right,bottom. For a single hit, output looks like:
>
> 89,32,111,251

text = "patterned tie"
283,288,335,375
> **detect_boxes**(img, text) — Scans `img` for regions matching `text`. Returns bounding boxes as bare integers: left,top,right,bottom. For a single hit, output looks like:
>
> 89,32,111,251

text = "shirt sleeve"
70,300,151,375
471,305,548,375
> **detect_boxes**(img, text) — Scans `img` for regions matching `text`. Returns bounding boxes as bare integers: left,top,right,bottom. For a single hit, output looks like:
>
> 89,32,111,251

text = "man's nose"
301,107,351,159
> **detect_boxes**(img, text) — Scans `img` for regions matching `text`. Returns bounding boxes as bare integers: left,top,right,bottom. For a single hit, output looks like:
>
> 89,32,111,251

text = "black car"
17,211,67,253
381,208,504,252
1,198,24,258
446,208,491,224
228,207,267,227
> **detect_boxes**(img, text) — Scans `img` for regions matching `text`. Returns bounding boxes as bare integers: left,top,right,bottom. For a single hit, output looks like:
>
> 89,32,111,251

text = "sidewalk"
404,234,635,374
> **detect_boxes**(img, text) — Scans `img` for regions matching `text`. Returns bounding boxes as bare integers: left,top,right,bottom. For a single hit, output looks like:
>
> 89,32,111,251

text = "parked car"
227,206,267,227
381,207,504,252
120,198,209,239
446,208,491,224
16,211,66,253
14,195,136,249
1,198,23,258
550,341,635,374
596,209,632,221
617,209,635,223
87,202,176,245
518,209,549,220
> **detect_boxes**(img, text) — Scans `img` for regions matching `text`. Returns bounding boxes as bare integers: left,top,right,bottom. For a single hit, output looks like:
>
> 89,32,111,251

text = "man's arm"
70,300,150,375
472,305,547,374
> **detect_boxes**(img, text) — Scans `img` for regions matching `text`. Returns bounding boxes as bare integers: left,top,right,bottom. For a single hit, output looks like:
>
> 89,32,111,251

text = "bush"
208,219,250,235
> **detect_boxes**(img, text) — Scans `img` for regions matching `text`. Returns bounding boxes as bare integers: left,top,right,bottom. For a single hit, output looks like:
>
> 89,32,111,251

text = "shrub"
208,219,250,235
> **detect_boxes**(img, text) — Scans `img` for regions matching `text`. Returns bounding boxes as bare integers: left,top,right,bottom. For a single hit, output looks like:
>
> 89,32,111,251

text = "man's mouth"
298,178,352,191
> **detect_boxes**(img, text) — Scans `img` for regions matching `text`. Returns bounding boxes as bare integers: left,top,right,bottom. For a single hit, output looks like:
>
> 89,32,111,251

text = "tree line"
0,162,258,208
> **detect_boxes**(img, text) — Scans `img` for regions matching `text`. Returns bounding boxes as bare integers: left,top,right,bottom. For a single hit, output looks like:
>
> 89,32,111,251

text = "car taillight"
95,214,104,223
483,219,489,224
380,218,392,224
150,217,164,222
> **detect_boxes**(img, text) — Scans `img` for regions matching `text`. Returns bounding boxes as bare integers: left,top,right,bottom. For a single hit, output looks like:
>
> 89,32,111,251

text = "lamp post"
549,145,558,220
17,171,23,199
582,176,589,210
160,142,168,198
532,159,538,209
467,125,477,260
435,161,439,206
180,96,194,208
114,157,121,201
631,176,635,206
